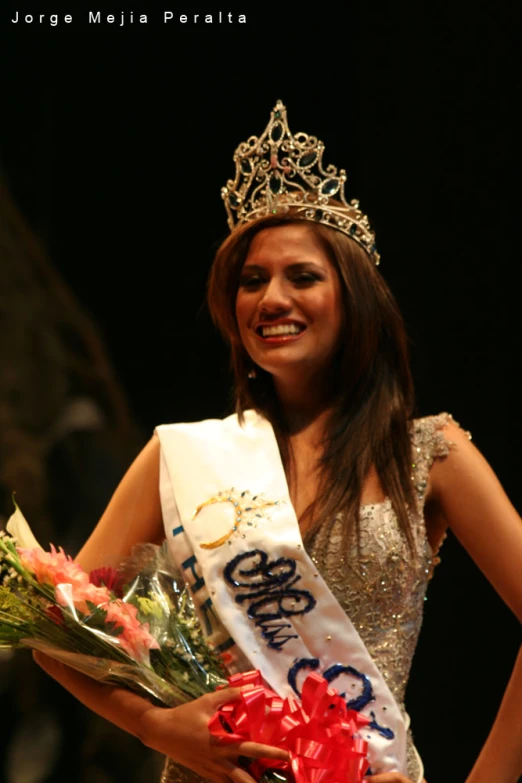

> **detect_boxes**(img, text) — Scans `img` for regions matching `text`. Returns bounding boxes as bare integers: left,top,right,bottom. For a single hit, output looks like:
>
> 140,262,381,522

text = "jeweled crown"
222,100,380,265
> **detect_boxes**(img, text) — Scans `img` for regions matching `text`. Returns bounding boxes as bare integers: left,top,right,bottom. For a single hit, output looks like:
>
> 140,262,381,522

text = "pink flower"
104,601,160,663
18,545,90,592
17,544,159,664
55,581,112,615
18,545,112,614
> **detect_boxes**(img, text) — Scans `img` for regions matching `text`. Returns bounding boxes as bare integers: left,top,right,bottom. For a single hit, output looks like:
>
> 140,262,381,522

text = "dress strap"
409,412,471,508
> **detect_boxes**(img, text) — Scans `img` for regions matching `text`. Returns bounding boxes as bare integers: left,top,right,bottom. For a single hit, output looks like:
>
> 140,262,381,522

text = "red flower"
46,605,65,626
89,567,125,597
219,650,234,667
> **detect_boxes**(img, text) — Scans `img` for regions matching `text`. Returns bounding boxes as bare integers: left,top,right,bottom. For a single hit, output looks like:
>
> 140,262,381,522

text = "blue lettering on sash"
323,663,374,711
200,596,220,636
288,658,394,740
172,525,185,536
287,657,320,694
368,712,394,740
182,554,205,593
224,549,316,651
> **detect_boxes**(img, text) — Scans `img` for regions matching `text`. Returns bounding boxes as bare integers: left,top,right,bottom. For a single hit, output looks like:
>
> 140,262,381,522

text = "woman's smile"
254,317,307,343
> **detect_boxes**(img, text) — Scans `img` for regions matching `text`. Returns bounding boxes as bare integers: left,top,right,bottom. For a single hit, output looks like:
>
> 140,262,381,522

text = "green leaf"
105,621,124,637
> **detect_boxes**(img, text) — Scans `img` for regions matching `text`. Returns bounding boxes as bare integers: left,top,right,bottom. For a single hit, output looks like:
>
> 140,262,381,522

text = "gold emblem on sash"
192,489,280,549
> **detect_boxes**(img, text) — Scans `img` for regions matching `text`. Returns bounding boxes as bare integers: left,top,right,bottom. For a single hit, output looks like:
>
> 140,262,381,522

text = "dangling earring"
248,367,257,379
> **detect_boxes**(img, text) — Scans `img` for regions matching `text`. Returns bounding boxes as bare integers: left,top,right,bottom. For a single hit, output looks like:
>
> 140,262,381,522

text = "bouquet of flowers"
0,503,371,783
0,502,228,706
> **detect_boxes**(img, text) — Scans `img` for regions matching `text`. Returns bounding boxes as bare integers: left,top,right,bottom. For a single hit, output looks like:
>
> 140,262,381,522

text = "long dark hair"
207,213,418,549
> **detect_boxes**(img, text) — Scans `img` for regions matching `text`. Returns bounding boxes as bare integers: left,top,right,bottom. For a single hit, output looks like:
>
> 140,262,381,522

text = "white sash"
156,411,407,775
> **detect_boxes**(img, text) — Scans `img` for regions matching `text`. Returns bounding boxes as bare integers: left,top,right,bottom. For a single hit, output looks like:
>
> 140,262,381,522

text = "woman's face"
235,223,344,384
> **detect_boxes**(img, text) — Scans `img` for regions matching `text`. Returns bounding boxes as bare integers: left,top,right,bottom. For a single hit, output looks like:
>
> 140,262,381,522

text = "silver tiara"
222,100,380,265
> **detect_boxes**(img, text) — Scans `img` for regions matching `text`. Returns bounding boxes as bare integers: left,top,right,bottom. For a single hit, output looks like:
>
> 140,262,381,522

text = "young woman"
34,104,522,783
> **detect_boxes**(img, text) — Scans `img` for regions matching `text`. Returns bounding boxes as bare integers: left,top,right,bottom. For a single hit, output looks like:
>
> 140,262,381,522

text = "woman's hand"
141,687,289,783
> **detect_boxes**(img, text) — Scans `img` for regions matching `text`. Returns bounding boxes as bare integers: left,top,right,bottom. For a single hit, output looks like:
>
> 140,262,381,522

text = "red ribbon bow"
208,670,371,783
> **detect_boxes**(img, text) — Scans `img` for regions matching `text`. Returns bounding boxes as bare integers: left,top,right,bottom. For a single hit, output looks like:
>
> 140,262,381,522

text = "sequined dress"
161,412,460,783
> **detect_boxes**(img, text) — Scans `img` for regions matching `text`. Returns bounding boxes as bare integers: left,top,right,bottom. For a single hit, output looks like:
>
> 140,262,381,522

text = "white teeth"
261,324,303,337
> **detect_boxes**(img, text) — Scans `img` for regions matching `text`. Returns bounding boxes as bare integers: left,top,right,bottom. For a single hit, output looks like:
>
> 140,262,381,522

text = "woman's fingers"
364,774,413,783
205,690,289,763
235,740,289,761
206,687,243,709
222,759,259,783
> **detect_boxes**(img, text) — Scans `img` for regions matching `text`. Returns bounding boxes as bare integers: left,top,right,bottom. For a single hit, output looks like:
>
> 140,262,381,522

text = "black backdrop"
1,3,520,782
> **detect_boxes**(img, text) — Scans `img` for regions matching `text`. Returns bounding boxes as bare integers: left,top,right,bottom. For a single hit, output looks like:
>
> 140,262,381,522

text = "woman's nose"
258,278,292,313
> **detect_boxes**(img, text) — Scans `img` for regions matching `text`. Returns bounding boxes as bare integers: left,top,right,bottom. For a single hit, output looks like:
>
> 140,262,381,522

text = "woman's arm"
465,646,522,783
427,420,522,783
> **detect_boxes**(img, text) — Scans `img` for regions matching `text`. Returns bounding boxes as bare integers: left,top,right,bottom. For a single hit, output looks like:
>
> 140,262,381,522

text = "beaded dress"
161,412,463,783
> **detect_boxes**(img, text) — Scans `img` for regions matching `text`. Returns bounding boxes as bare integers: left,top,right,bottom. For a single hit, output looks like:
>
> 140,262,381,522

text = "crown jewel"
222,100,380,265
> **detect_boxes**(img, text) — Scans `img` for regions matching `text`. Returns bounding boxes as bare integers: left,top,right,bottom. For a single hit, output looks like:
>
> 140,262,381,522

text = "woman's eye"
292,273,318,285
239,276,264,289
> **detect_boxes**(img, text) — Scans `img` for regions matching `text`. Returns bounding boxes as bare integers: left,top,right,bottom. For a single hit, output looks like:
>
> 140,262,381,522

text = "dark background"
1,3,520,782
